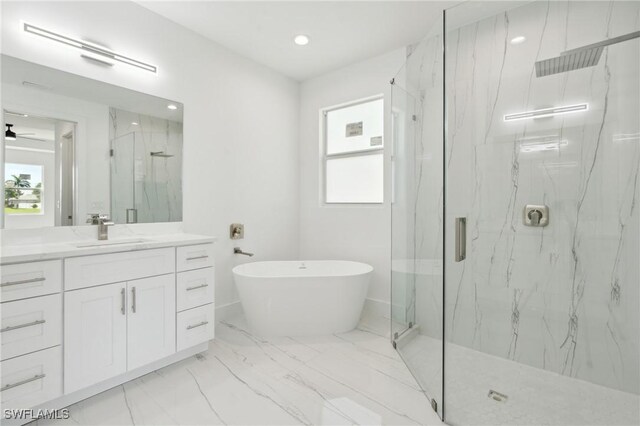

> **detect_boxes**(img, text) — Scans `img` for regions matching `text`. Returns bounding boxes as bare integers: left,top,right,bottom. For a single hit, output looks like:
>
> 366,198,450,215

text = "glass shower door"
391,17,445,418
110,132,135,224
443,1,640,425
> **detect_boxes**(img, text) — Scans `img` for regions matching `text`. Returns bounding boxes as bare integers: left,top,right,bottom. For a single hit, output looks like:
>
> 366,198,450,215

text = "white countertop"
0,223,216,264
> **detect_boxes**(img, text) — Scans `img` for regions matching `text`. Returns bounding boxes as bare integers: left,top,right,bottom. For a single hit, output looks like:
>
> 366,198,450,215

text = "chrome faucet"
233,247,254,257
87,214,115,240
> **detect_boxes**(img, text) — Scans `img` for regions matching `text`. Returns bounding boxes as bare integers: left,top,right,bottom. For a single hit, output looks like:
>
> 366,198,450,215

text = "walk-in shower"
109,108,183,224
391,1,640,424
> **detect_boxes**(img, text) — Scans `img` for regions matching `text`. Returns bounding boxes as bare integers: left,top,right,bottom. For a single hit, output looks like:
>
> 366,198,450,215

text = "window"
323,97,384,203
4,163,44,215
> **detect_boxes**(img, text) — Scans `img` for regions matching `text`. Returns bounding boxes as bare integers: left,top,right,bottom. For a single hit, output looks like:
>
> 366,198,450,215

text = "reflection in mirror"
3,112,75,229
1,55,183,229
110,108,182,224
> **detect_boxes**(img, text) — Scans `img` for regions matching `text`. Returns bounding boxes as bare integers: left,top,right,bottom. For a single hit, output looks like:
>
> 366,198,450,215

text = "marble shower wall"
110,108,183,223
445,0,639,394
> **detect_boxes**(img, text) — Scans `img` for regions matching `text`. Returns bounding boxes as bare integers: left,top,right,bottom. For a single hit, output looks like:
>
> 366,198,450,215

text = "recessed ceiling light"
294,35,310,46
131,122,139,126
510,36,526,45
167,104,178,110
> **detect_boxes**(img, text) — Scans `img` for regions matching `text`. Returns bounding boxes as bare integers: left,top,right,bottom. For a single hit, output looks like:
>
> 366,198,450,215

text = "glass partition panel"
391,15,444,418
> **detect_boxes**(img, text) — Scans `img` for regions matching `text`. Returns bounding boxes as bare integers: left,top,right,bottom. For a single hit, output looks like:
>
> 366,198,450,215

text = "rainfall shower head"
535,31,640,77
150,151,174,158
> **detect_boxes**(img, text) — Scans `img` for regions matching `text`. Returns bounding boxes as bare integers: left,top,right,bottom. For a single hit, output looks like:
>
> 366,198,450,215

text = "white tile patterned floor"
400,334,640,426
34,315,442,426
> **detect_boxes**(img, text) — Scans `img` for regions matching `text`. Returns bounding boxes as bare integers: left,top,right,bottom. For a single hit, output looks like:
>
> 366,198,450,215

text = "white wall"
1,1,300,314
299,49,405,311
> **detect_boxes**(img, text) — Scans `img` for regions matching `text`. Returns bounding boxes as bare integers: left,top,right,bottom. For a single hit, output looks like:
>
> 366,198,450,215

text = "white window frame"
3,162,45,216
321,95,384,205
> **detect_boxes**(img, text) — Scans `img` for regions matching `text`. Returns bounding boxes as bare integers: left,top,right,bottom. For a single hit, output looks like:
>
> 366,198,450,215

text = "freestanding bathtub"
232,260,372,337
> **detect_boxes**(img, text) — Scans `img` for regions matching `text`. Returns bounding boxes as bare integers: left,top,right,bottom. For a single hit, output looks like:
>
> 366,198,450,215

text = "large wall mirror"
1,55,183,229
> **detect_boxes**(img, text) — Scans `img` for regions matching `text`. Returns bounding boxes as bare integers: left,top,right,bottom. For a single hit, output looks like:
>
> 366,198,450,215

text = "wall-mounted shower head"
535,31,639,77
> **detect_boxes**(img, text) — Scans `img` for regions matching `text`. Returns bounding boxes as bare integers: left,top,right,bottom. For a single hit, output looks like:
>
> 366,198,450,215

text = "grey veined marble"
110,108,183,224
392,0,639,420
444,0,639,396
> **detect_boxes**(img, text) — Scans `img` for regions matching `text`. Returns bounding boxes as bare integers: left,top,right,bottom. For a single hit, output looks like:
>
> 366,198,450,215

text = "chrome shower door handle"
455,217,466,262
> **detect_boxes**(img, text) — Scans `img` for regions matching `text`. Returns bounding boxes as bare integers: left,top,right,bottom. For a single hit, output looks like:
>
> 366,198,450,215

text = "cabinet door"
64,283,127,393
127,274,176,370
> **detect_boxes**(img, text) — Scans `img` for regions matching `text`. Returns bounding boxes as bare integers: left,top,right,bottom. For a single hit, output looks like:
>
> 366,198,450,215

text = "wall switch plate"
230,223,244,239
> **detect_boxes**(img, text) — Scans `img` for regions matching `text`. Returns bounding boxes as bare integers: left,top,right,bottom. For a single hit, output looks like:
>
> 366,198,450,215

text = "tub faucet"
87,214,114,240
234,247,254,257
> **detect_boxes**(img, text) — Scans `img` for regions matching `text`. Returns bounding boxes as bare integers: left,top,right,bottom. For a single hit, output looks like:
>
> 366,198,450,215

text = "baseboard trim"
363,297,390,319
215,300,243,321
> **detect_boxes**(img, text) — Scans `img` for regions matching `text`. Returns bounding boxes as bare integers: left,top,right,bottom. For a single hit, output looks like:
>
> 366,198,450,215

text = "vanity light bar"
504,103,588,122
23,23,157,74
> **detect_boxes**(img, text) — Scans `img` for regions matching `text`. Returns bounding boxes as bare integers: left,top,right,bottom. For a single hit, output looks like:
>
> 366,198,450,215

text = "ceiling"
138,1,456,81
4,114,56,142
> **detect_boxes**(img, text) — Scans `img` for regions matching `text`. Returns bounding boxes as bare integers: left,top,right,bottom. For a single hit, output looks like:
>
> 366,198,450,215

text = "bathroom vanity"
0,225,215,423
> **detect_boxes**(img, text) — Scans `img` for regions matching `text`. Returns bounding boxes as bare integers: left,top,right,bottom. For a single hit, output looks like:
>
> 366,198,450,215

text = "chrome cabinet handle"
1,374,46,392
121,288,126,315
1,319,46,333
1,277,45,287
187,320,208,330
131,287,136,313
186,283,209,291
186,255,208,261
455,217,467,262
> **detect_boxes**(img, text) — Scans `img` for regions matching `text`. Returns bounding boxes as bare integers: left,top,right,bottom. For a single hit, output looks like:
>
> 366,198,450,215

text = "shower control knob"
528,209,542,226
524,205,549,227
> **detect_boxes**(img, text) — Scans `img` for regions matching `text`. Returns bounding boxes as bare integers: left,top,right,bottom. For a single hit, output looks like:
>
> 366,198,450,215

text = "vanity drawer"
176,304,214,351
1,260,62,303
1,294,62,361
177,268,214,312
176,244,214,272
65,248,175,291
0,346,62,411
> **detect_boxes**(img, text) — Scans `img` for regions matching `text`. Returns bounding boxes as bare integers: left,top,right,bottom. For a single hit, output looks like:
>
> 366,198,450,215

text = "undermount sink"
74,238,151,248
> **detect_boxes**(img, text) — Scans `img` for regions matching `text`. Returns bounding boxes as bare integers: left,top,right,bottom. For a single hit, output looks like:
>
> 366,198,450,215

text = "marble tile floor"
33,315,442,426
399,334,640,426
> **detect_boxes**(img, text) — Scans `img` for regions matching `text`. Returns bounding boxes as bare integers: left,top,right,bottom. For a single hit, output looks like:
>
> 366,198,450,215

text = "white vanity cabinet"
126,274,176,370
63,248,179,393
63,282,127,392
176,244,215,351
0,260,63,413
64,273,176,392
0,238,215,423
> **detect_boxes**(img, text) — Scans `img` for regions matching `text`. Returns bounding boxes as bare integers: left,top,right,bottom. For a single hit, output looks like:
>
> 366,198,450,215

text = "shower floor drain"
488,390,508,402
